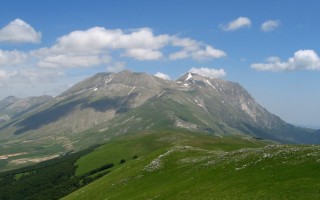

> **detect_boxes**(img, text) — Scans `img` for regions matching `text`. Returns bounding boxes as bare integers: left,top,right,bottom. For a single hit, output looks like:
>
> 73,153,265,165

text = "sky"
0,0,319,128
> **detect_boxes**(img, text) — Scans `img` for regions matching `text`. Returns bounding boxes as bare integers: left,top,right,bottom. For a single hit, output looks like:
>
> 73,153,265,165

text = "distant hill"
0,95,53,123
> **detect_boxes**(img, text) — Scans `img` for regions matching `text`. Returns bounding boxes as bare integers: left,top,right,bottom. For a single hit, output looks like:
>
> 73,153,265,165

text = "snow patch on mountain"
103,74,114,85
195,99,202,107
185,72,193,81
206,80,216,90
128,86,135,95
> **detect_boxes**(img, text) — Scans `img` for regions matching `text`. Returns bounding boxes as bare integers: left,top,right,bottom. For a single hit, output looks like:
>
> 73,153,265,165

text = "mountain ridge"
0,70,319,171
0,70,317,142
0,95,53,123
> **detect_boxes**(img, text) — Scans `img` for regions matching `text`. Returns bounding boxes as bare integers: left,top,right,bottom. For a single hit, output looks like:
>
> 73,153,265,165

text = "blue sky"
0,0,319,127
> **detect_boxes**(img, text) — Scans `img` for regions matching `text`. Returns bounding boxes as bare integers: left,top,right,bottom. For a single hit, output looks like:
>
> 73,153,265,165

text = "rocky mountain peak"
61,70,167,97
1,70,319,145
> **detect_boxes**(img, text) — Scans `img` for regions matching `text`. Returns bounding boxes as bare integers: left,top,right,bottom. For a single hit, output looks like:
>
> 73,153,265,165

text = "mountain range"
0,70,319,171
0,95,52,123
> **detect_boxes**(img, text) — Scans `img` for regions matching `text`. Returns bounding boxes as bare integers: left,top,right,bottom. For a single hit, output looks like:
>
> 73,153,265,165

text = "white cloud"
154,72,170,80
35,27,168,57
0,24,229,99
33,27,171,67
261,20,280,32
32,27,226,68
106,62,126,72
251,50,320,71
0,18,41,43
0,70,8,79
0,69,17,88
221,17,251,31
189,67,226,78
170,37,199,51
123,49,163,60
115,28,169,49
169,50,188,60
37,54,111,68
169,37,226,60
0,49,28,66
44,27,121,54
193,46,226,60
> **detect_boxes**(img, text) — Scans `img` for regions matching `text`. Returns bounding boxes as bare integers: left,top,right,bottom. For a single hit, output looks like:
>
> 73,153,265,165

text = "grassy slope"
63,131,320,200
63,131,292,200
74,130,265,176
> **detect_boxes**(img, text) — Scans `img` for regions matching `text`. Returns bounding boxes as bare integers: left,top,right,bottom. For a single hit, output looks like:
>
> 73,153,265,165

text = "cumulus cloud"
261,20,280,32
115,28,169,49
32,27,226,68
169,50,189,60
0,70,10,79
40,27,169,55
0,49,28,66
0,22,229,99
251,50,320,71
123,49,163,60
0,21,227,96
189,67,226,78
106,62,126,72
37,54,111,68
0,17,227,69
33,27,226,66
170,37,199,51
50,27,121,53
34,27,169,66
169,37,226,60
193,46,226,60
154,72,170,80
0,18,41,43
32,27,168,67
221,17,251,31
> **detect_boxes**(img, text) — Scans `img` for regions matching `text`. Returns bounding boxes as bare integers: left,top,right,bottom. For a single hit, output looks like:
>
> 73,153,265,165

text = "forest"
0,145,114,200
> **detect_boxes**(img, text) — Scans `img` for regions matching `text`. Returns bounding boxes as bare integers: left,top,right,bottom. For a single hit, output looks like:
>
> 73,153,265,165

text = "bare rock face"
178,72,285,128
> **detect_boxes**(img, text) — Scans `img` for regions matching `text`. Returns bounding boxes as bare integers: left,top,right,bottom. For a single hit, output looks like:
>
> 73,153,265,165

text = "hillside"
0,130,270,200
1,130,319,199
0,71,320,199
0,70,319,172
63,132,320,200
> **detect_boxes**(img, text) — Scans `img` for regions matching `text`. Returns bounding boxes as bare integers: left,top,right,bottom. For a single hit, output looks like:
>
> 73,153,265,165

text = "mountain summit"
0,70,319,163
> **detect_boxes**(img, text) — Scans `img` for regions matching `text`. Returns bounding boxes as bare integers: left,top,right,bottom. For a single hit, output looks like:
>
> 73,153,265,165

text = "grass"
75,131,176,175
74,130,266,176
63,131,320,200
2,129,319,199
